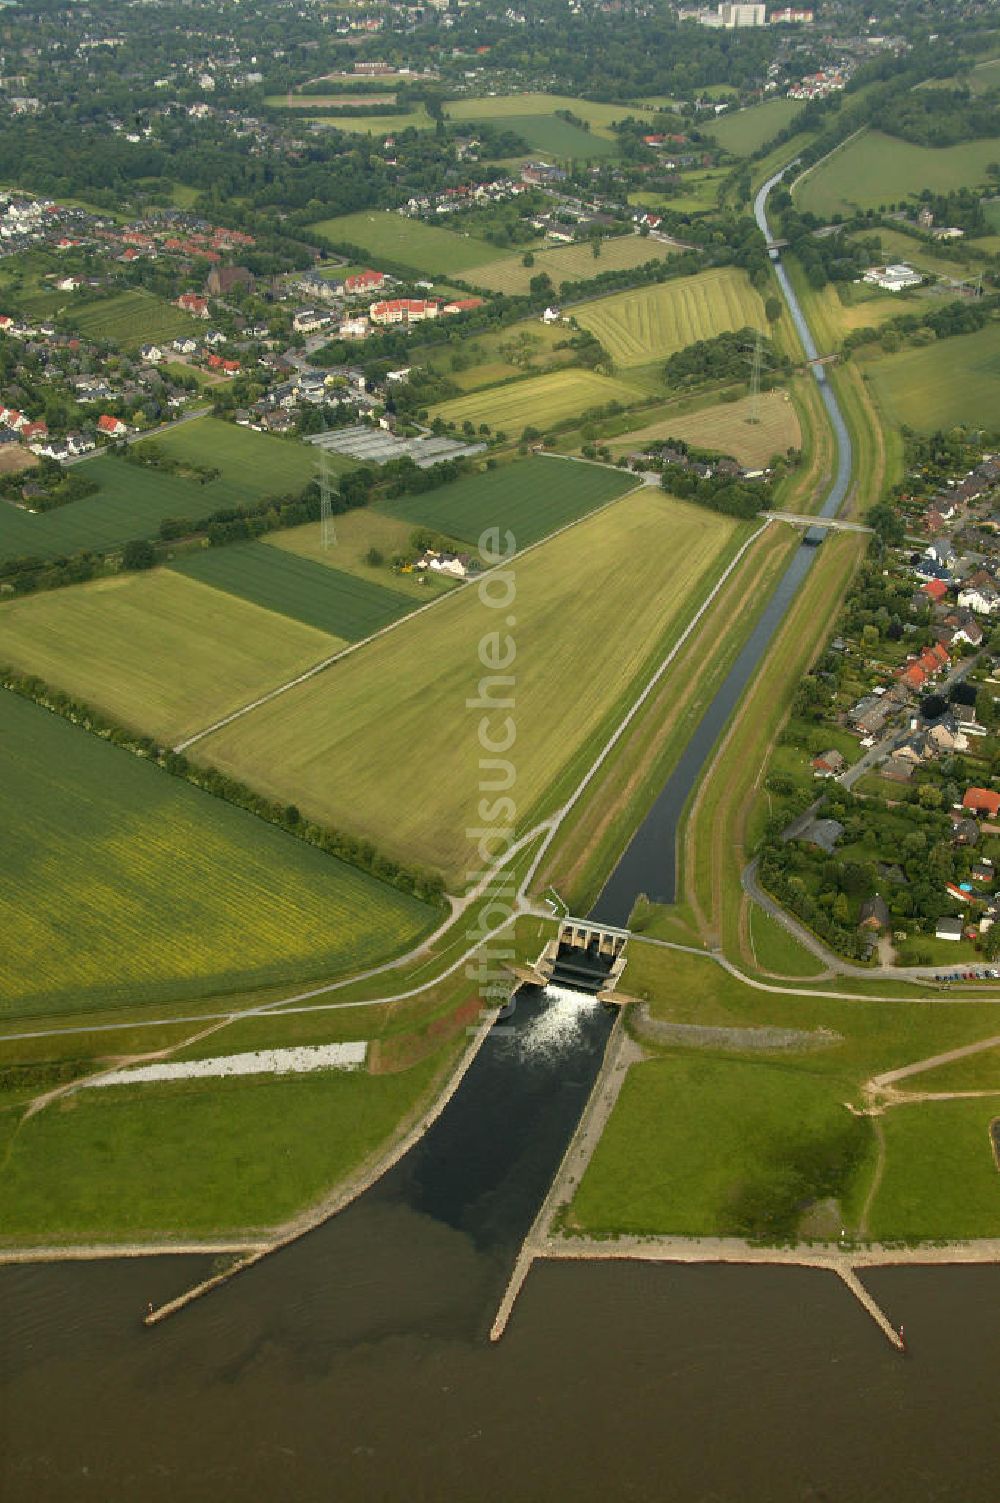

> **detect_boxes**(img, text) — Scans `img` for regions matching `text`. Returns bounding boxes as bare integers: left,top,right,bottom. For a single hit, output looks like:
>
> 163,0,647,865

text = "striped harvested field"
574,267,766,368
430,369,645,432
608,390,801,469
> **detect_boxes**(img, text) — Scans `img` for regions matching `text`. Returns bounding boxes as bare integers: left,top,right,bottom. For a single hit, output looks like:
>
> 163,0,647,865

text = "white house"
958,579,1000,616
935,917,964,941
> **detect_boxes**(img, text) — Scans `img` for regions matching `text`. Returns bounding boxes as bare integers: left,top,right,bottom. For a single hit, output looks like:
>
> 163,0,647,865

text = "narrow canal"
7,171,992,1503
590,167,852,923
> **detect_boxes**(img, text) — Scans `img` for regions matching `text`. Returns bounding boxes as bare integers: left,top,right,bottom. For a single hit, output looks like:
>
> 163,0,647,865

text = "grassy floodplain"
458,113,618,159
465,234,678,296
607,389,801,468
307,209,504,276
574,267,766,367
0,690,434,1022
142,415,321,500
197,490,738,884
795,129,1000,218
171,541,415,640
68,289,203,349
382,454,636,546
0,568,339,743
430,368,645,432
862,321,1000,432
0,1052,450,1241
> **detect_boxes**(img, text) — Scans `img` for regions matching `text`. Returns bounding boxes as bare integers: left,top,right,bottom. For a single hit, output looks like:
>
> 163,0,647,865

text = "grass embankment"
0,568,341,744
568,945,1000,1242
709,98,804,156
683,529,866,958
196,491,738,885
0,690,435,1025
531,521,797,913
0,1046,454,1244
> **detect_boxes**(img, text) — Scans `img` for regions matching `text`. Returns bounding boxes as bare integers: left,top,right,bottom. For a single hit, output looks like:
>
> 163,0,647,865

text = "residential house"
811,749,845,777
962,787,1000,819
935,917,964,941
96,413,127,439
859,896,890,932
139,343,163,363
292,308,331,334
972,861,994,884
176,293,209,318
920,578,948,605
958,571,1000,616
344,269,385,297
172,337,199,355
369,298,439,326
926,537,956,571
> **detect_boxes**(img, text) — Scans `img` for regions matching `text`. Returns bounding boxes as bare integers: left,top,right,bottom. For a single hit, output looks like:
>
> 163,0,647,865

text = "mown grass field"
197,491,737,883
795,129,1000,218
0,690,434,1021
307,209,504,275
0,1050,448,1240
575,268,766,367
142,415,320,500
0,421,320,564
864,321,1000,431
631,168,730,215
0,568,339,742
464,233,678,295
445,92,658,137
458,112,618,159
172,540,415,640
867,1099,1000,1241
69,289,203,350
430,368,645,431
266,507,461,599
567,1053,860,1238
382,454,636,546
409,314,578,390
708,97,803,156
305,106,434,135
607,389,801,468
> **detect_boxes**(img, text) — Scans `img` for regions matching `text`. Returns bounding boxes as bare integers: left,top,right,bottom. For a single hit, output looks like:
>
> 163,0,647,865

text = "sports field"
141,416,320,502
708,98,803,156
0,690,433,1020
864,321,1000,431
307,210,504,276
69,290,202,350
465,233,677,296
608,389,801,468
172,541,415,639
197,491,738,882
382,454,636,546
795,129,1000,218
0,568,339,742
430,369,644,431
265,507,461,600
574,267,766,367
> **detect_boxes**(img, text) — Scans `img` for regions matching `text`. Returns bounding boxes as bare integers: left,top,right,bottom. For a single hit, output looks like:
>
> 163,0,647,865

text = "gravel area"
86,1043,367,1088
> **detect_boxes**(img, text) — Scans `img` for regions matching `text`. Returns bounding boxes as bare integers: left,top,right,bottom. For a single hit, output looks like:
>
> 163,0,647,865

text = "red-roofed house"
963,787,1000,818
20,420,47,442
921,579,947,604
345,269,385,296
442,297,485,315
369,298,439,326
176,293,209,318
900,663,926,692
97,414,127,439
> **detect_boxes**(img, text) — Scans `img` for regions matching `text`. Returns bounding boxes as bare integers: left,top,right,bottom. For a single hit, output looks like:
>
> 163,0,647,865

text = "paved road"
840,650,980,790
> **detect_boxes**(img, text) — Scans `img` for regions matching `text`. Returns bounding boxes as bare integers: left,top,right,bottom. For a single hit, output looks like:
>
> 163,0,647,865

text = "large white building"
862,262,922,292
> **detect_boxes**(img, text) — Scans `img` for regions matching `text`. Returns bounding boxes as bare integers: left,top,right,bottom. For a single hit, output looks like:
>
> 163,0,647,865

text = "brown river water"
3,991,998,1501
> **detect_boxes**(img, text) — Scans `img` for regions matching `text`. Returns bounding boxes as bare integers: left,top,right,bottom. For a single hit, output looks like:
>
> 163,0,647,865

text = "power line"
319,442,336,550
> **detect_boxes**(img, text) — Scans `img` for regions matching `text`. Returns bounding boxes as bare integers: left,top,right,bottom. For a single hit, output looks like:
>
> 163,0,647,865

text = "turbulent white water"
503,985,600,1060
